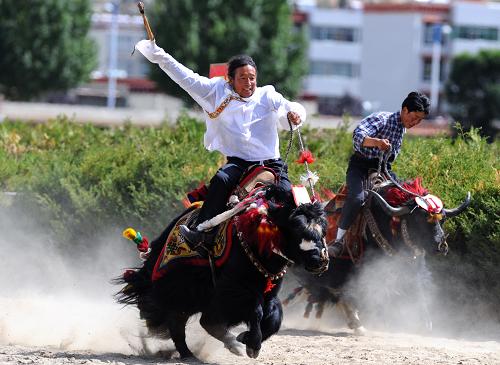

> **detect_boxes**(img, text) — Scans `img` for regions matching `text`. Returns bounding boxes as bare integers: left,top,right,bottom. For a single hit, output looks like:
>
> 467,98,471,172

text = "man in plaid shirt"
329,91,430,257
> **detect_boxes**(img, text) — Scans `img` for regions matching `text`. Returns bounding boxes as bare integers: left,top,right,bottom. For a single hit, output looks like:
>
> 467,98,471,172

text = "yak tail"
112,268,151,306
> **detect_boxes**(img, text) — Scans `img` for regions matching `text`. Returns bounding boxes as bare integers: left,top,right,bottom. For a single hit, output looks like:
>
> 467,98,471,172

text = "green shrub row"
1,115,498,319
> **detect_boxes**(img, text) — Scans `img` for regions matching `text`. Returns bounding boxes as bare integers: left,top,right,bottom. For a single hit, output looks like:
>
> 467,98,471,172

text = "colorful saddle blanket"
152,207,234,281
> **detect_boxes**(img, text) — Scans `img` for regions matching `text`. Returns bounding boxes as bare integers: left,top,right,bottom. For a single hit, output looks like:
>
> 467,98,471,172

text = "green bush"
0,115,223,242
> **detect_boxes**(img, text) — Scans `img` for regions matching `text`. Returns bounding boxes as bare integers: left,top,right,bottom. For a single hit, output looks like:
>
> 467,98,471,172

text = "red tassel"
137,236,149,252
385,177,428,206
123,269,135,280
264,278,276,293
296,150,315,164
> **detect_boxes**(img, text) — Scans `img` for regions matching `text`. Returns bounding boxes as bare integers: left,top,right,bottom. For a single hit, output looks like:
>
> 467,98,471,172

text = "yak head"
262,185,329,275
368,179,471,256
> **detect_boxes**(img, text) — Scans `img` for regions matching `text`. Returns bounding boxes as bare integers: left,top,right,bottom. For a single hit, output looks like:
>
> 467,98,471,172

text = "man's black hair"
402,91,430,115
227,55,257,79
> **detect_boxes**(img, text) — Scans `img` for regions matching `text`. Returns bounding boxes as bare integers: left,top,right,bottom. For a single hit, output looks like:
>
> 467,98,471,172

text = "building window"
310,61,360,78
422,59,445,82
455,26,498,41
423,23,448,45
311,26,361,42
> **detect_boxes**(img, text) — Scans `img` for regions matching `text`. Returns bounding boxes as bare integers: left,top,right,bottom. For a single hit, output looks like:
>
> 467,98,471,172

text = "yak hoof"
246,346,260,359
353,326,367,336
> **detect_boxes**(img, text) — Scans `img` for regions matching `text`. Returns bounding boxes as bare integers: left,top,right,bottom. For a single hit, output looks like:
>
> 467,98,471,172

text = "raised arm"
135,40,218,111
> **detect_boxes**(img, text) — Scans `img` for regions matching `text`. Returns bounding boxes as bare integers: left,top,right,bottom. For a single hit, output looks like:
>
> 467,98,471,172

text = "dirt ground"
1,326,499,365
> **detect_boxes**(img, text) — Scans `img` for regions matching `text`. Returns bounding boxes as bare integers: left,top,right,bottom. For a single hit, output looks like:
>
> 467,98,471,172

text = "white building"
90,12,148,79
450,1,500,56
300,0,500,114
302,7,363,114
361,2,451,112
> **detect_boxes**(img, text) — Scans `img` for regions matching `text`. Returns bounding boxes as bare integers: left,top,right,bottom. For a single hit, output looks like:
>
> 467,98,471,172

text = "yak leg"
260,296,282,342
235,304,264,359
168,312,195,359
237,298,282,346
199,312,244,356
236,297,283,356
337,299,366,335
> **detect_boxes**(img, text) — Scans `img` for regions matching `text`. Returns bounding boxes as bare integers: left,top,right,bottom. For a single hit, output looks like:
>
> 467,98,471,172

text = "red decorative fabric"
385,177,428,206
186,183,208,204
296,150,315,164
319,187,336,201
234,203,284,257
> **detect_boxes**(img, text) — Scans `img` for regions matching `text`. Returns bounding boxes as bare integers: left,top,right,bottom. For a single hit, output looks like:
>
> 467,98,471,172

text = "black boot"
179,225,216,257
328,238,345,258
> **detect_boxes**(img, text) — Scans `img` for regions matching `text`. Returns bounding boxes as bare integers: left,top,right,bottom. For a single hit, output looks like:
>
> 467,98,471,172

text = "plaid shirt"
353,111,405,160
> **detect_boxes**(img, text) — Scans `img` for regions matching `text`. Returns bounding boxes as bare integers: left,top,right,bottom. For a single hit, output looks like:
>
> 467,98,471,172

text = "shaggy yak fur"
115,185,329,359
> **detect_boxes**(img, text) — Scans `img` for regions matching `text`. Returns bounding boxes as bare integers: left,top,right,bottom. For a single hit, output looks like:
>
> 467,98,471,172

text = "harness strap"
208,254,217,287
206,95,246,119
237,231,291,281
363,208,396,256
400,218,424,258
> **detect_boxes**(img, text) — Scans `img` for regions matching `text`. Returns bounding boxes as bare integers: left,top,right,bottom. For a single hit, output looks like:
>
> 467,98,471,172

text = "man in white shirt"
135,40,305,254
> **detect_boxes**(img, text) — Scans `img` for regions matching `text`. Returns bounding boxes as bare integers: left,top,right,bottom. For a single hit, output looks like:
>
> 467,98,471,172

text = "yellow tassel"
427,213,443,223
123,228,137,241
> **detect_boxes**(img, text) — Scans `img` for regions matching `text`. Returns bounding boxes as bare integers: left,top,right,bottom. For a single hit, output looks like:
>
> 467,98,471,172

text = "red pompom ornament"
296,150,315,164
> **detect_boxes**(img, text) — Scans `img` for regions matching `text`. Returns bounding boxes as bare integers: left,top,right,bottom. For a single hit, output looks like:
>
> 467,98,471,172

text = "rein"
278,121,294,181
378,151,424,199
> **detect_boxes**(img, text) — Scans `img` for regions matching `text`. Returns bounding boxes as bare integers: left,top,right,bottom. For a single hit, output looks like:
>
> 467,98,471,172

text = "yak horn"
443,192,471,218
368,190,411,217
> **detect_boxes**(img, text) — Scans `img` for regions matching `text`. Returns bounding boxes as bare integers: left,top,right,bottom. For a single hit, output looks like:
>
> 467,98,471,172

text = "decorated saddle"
151,207,235,281
124,165,281,281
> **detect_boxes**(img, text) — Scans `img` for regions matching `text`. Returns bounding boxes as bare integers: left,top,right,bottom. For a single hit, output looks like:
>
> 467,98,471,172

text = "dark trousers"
195,156,291,225
337,154,380,230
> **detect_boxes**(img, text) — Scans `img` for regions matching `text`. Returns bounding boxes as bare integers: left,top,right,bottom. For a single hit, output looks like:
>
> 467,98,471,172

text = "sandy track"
1,327,499,365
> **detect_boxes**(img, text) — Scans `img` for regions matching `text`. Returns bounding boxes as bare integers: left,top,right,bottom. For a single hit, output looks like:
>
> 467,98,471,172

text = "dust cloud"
0,204,154,354
281,249,500,342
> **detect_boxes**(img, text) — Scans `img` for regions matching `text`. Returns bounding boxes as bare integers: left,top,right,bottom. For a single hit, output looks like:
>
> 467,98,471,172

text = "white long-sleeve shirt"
135,40,306,161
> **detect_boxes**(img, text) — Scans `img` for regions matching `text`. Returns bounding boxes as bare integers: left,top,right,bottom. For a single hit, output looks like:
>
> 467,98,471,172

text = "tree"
445,49,500,140
149,0,307,103
0,0,96,100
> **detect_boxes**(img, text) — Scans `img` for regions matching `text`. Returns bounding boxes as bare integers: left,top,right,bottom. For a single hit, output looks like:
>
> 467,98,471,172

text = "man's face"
401,107,426,128
230,65,257,98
